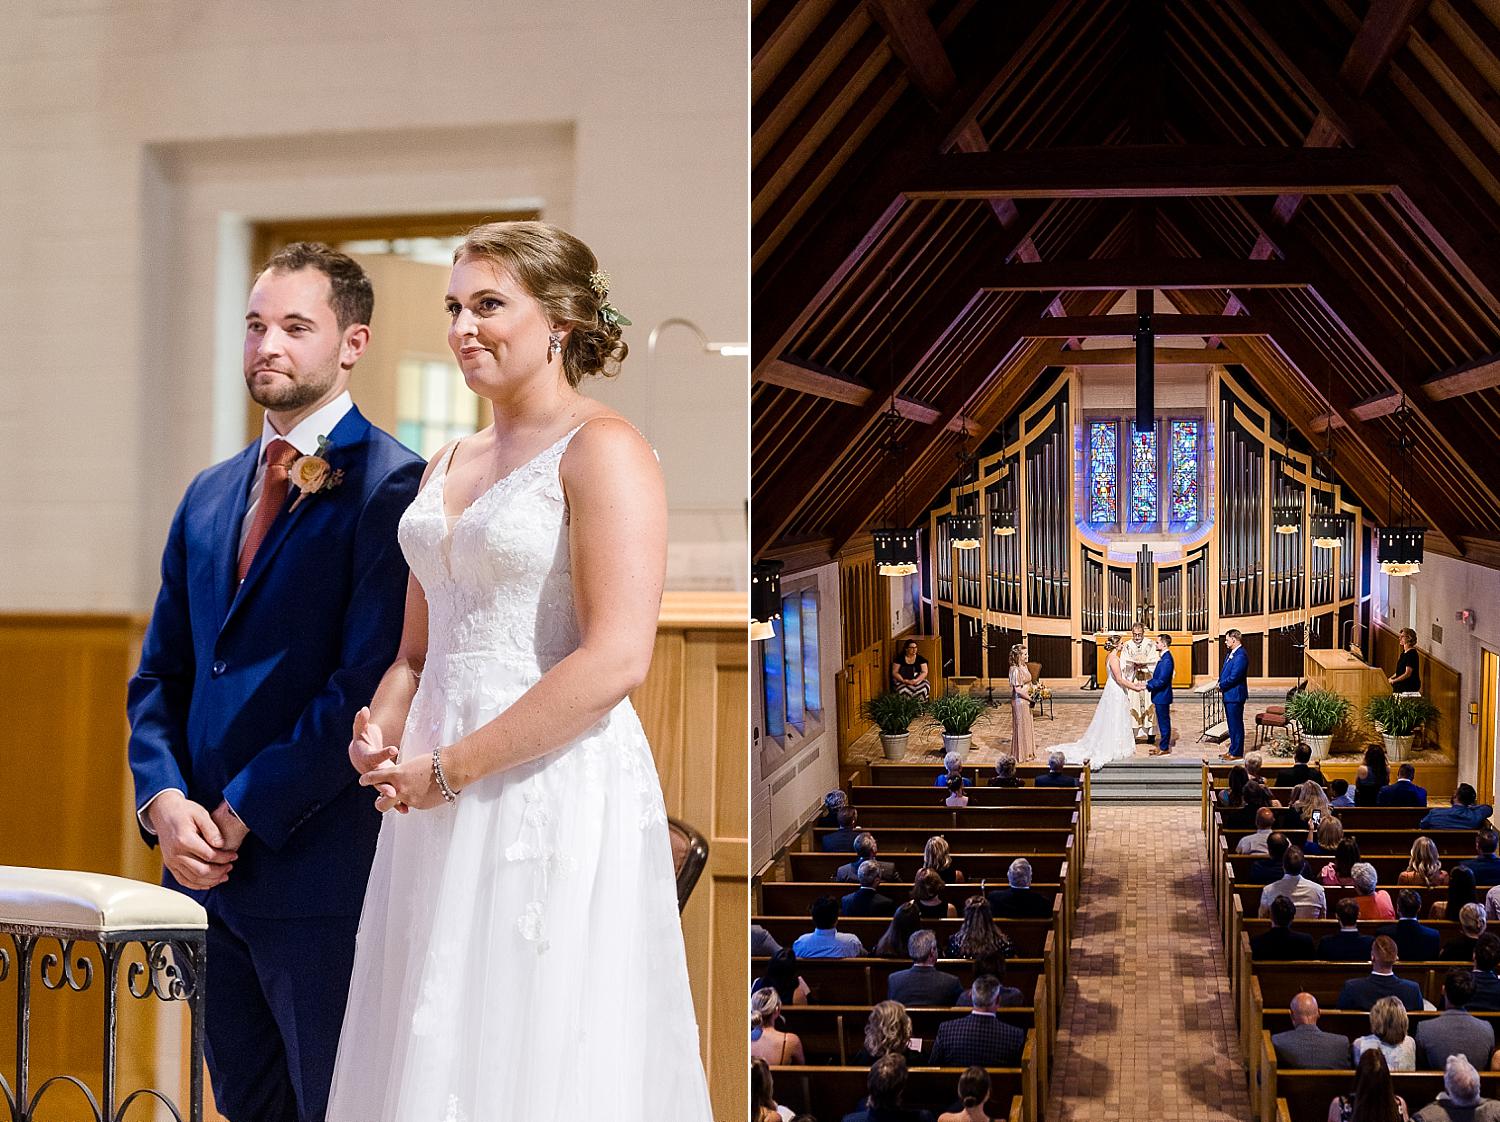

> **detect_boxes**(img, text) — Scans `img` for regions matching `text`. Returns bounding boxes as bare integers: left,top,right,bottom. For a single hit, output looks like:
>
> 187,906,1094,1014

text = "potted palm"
925,692,987,760
1284,689,1352,762
1364,693,1440,762
861,692,928,760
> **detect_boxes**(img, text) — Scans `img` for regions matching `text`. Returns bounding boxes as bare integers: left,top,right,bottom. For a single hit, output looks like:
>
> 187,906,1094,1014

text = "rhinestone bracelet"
432,746,459,803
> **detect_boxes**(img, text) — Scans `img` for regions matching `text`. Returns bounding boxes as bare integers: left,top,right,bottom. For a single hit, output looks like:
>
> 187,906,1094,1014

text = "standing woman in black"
1389,628,1422,695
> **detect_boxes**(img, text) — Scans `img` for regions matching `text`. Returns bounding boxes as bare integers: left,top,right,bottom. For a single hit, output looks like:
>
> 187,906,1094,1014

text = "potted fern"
862,692,927,760
1284,689,1352,763
925,692,987,760
1364,693,1440,762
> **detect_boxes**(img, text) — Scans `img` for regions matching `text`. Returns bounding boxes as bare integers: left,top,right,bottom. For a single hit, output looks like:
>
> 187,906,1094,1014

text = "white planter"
1303,733,1334,763
1382,733,1415,762
942,733,973,760
880,732,910,761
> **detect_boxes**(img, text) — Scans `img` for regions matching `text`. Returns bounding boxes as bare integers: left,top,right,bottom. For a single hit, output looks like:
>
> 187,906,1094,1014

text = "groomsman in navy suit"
1218,628,1250,760
1146,634,1175,756
127,244,423,1122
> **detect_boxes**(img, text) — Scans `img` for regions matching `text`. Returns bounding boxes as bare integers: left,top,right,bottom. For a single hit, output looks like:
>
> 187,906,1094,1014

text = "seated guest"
841,1055,936,1122
1260,845,1329,919
1488,883,1500,923
928,975,1025,1067
955,947,1022,1009
886,929,963,1007
1236,807,1278,855
1416,969,1496,1071
923,835,965,884
1219,764,1249,808
936,1066,992,1122
1321,897,1377,962
1327,1049,1409,1122
1274,992,1356,1069
1399,837,1451,889
843,861,898,918
1410,1054,1500,1122
944,773,970,808
872,901,925,959
752,924,783,958
823,807,861,852
1353,995,1417,1071
946,895,1012,960
1248,832,1293,884
836,833,899,884
1357,745,1391,808
1337,935,1425,1012
752,948,811,1005
1379,762,1428,807
1422,785,1494,832
751,988,807,1066
817,789,850,828
857,1000,920,1065
1246,752,1278,786
794,897,867,958
1432,867,1477,923
1323,837,1365,888
1291,780,1333,832
1305,815,1346,858
1352,863,1397,921
933,752,972,788
1329,778,1356,808
752,1057,793,1122
1441,904,1487,963
1463,830,1500,886
1034,750,1078,788
912,869,956,920
1284,742,1329,787
1253,894,1318,958
1380,889,1442,961
986,858,1053,918
1243,778,1280,812
988,754,1023,788
1468,933,1500,1012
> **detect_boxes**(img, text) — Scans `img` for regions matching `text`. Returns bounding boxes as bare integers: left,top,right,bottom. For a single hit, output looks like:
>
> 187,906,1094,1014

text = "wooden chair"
667,817,709,912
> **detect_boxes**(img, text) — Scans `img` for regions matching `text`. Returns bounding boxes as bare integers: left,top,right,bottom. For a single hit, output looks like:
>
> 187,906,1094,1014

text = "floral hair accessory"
587,270,632,328
288,435,345,510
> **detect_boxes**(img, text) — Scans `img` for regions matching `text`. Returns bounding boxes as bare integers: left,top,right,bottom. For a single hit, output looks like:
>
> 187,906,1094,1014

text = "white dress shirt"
140,391,355,835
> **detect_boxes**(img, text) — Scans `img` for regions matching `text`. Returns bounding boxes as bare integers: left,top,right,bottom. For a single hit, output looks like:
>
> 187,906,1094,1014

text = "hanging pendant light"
1377,274,1426,577
944,514,982,550
750,560,783,641
872,268,920,578
1377,526,1424,578
1272,500,1302,536
992,508,1017,537
874,528,919,576
1311,513,1347,550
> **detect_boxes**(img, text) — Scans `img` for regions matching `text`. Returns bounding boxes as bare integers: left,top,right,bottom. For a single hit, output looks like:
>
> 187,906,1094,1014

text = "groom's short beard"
246,362,339,411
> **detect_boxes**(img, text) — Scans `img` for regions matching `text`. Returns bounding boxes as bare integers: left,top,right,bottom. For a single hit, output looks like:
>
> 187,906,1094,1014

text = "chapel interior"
751,3,1500,1120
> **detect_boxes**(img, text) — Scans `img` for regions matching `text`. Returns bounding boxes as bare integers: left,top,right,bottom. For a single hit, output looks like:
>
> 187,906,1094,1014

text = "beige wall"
0,1,747,612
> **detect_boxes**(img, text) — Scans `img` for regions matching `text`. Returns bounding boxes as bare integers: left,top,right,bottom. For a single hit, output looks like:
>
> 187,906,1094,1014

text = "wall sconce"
647,317,749,358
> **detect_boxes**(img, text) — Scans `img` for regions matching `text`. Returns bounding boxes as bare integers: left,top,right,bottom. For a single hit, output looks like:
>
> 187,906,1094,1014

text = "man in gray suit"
886,929,963,1007
1417,970,1497,1071
834,833,898,884
1273,993,1355,1068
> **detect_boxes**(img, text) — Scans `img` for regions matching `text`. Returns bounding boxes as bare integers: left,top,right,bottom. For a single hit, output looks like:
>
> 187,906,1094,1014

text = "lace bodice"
398,427,583,674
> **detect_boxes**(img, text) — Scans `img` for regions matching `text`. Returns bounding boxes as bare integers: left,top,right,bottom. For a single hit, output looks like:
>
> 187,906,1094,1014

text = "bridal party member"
1218,629,1250,760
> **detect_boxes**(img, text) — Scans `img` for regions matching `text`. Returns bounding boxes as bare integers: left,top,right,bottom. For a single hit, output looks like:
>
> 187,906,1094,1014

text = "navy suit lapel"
222,407,371,631
213,443,262,619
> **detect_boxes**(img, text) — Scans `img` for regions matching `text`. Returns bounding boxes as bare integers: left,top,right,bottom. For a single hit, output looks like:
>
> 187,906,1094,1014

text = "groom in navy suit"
1218,628,1250,760
128,244,423,1122
1146,634,1175,756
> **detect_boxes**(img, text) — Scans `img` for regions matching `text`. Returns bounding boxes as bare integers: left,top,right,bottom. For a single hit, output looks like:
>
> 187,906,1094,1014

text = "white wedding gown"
1054,659,1139,771
326,426,711,1121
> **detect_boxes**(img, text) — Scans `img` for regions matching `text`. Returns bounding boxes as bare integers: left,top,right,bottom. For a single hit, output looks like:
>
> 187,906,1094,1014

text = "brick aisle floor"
1045,805,1251,1122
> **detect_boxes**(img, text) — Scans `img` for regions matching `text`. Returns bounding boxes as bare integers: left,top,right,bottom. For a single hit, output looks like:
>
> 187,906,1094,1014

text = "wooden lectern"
1304,648,1389,752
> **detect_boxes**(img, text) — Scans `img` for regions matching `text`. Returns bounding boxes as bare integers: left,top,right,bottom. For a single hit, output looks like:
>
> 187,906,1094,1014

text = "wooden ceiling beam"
1338,0,1426,94
978,258,1308,290
904,145,1396,200
1020,314,1271,337
1036,343,1245,365
757,355,970,428
1425,351,1500,400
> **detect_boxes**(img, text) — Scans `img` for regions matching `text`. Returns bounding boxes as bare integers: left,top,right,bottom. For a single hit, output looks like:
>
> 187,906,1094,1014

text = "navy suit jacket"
127,407,423,918
1378,918,1441,962
1377,780,1428,807
1319,930,1376,962
928,1012,1025,1067
1147,651,1174,706
1463,855,1500,886
1337,972,1425,1012
1219,646,1249,703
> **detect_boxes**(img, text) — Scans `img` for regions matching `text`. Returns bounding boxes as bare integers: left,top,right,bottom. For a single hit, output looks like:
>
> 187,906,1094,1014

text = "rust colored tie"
237,439,298,582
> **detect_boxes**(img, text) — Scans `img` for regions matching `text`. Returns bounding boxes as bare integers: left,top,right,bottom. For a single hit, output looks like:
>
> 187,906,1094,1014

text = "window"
1084,414,1203,530
395,358,480,459
760,587,823,743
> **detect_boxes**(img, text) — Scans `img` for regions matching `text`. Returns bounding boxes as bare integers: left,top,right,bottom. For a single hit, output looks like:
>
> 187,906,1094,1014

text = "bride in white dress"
325,221,712,1120
1054,635,1148,771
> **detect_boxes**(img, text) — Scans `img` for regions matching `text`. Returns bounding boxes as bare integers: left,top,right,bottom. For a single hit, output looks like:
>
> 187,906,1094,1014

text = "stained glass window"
1129,427,1159,523
1088,421,1118,523
1169,419,1200,522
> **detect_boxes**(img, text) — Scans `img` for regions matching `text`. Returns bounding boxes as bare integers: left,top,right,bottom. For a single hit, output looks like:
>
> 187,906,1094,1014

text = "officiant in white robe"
1120,625,1160,741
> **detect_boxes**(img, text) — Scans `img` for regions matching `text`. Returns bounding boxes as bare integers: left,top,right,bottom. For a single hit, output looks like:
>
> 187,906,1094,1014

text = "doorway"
1482,647,1499,806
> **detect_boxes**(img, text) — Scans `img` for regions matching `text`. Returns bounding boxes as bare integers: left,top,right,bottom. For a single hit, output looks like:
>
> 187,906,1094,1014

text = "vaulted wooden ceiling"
752,0,1500,569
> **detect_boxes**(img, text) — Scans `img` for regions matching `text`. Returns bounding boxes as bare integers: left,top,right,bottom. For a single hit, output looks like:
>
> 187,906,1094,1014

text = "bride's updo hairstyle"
453,220,628,388
1103,634,1121,652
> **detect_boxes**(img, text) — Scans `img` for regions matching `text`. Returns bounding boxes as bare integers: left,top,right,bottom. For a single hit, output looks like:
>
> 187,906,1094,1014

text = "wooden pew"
1259,1036,1500,1122
867,761,1090,840
847,785,1081,807
776,1004,1039,1065
786,851,1068,884
759,881,1062,920
753,955,1047,1007
754,915,1055,958
1262,1006,1500,1041
1219,825,1478,855
824,806,1080,831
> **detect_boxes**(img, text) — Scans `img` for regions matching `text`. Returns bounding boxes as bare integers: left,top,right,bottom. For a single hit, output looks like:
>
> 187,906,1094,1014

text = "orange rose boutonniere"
288,436,345,511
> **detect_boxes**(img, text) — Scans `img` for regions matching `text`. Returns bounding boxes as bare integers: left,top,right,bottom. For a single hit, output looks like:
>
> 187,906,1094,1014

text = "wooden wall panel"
1370,623,1461,758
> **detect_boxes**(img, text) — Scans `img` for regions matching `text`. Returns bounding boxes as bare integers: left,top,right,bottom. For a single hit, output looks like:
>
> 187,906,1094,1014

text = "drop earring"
547,332,562,362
